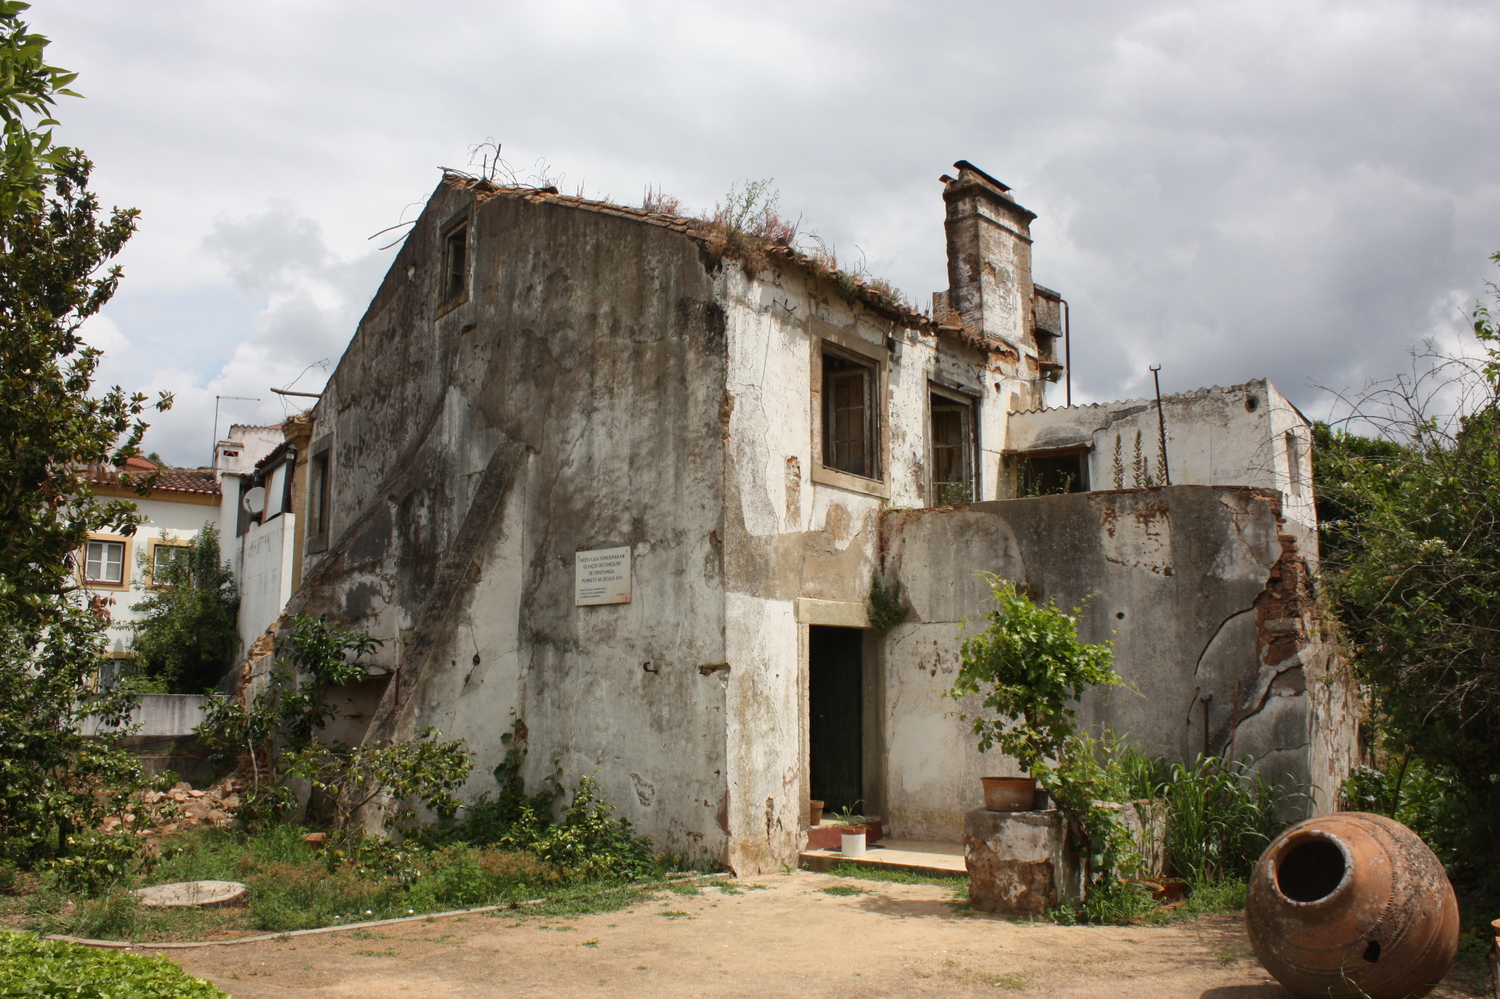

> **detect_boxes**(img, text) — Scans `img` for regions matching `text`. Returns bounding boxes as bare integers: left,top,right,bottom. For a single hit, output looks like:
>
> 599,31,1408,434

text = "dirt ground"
158,870,1488,999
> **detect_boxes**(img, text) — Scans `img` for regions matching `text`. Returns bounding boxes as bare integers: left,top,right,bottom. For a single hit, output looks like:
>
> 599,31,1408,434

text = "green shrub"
0,932,226,998
47,831,139,895
532,776,655,881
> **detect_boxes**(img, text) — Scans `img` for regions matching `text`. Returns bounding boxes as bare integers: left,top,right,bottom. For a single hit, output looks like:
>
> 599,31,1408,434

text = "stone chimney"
939,161,1037,351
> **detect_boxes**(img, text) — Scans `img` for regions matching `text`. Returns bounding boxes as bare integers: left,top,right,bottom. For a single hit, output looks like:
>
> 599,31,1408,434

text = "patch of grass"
820,884,866,896
667,882,702,896
354,948,397,957
657,910,692,919
17,824,674,942
581,939,599,947
993,973,1028,990
1215,946,1239,966
715,883,743,895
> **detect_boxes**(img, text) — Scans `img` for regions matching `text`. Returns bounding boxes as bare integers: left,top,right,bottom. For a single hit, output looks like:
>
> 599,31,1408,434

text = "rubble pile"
101,778,243,838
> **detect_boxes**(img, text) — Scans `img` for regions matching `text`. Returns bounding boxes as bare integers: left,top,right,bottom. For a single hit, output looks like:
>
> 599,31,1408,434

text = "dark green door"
809,626,863,814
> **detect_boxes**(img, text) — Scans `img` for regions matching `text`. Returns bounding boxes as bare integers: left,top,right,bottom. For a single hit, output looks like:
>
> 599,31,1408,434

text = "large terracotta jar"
1245,811,1459,999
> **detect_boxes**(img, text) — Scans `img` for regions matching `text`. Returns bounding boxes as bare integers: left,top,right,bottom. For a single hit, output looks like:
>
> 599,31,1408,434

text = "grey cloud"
203,203,331,296
27,0,1500,462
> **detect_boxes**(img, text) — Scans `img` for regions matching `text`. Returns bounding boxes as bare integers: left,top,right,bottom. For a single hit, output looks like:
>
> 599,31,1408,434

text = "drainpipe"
1064,301,1072,408
1151,365,1170,485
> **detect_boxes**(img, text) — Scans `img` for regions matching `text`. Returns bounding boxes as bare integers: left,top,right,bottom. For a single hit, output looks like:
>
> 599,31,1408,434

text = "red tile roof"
81,462,221,498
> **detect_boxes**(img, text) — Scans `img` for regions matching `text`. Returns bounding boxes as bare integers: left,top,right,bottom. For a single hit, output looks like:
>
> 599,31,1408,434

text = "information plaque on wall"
575,546,631,606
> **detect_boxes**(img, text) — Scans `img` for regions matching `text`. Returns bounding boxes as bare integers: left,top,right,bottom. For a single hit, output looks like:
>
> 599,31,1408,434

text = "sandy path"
158,871,1485,999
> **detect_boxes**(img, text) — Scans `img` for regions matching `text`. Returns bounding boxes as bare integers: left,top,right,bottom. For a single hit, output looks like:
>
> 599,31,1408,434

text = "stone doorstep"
801,838,966,878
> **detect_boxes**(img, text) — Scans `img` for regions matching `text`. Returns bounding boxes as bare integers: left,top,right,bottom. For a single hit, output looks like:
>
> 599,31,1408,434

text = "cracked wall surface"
881,485,1356,842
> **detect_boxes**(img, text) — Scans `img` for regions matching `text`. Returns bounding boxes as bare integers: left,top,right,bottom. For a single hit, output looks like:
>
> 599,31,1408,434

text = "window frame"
438,214,471,312
81,534,131,589
928,385,979,505
146,537,191,588
306,435,333,554
810,335,889,498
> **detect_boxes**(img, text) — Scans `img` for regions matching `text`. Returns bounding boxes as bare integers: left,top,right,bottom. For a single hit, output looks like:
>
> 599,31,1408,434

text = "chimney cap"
952,160,1011,192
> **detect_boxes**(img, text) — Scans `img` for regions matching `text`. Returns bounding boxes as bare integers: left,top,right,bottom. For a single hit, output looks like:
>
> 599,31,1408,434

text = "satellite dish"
242,486,266,515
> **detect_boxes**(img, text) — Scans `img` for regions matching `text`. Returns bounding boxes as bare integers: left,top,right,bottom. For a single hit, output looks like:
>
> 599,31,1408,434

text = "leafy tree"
1316,251,1500,873
0,606,142,865
948,576,1118,768
196,615,376,817
130,523,240,693
0,3,80,219
0,3,166,866
285,726,473,833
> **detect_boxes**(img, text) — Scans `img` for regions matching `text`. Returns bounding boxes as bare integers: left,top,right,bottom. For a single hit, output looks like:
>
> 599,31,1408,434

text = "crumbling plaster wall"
713,253,1046,872
236,513,296,659
284,183,734,861
880,485,1354,843
1006,380,1316,529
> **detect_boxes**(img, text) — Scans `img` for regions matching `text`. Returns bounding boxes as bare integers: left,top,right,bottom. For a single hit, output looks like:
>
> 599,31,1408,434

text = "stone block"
963,808,1082,915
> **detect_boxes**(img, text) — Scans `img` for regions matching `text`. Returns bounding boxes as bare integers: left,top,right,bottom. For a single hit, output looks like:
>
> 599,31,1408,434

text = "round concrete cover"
131,880,249,908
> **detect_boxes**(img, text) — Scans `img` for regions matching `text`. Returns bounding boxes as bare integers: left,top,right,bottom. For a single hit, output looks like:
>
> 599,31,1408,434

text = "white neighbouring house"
79,420,307,683
78,456,224,674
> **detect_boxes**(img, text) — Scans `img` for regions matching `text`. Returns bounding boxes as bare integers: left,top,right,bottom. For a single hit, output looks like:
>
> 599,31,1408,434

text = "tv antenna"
212,395,261,460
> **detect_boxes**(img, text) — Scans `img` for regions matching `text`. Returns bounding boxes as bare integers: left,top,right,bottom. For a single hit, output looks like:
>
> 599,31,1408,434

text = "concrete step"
801,838,967,878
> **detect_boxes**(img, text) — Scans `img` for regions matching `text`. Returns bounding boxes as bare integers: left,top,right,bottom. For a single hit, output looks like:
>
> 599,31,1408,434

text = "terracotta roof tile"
81,463,221,498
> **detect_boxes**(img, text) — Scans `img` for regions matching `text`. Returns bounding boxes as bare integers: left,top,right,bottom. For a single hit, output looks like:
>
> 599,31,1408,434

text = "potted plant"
809,799,825,826
947,576,1126,882
833,802,869,858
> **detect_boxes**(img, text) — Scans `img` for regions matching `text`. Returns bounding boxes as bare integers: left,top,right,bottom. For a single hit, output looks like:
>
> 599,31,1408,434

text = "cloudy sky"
30,0,1500,466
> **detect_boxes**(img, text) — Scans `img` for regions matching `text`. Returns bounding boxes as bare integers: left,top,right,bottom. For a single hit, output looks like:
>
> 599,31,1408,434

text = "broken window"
930,390,976,504
822,351,877,478
1019,450,1089,495
84,539,126,585
441,221,469,306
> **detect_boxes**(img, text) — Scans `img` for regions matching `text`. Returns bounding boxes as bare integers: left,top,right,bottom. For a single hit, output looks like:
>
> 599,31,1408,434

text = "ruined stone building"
268,160,1356,872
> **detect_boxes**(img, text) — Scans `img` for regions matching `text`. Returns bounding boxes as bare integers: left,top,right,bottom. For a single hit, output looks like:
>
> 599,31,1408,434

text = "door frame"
796,599,885,829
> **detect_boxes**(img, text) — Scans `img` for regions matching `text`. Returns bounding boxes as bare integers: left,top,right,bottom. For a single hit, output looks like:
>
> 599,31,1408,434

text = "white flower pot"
840,830,867,857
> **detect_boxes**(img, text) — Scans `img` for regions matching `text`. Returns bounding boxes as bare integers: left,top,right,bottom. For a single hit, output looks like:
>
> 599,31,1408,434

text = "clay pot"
1245,811,1459,999
809,800,824,826
981,777,1038,812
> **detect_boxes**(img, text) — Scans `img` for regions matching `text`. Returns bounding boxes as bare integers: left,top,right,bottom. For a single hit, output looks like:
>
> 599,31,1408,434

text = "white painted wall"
1005,378,1317,529
80,494,222,656
236,512,296,657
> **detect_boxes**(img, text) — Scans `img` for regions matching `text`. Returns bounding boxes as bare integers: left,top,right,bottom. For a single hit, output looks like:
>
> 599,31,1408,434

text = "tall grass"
1160,755,1289,886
